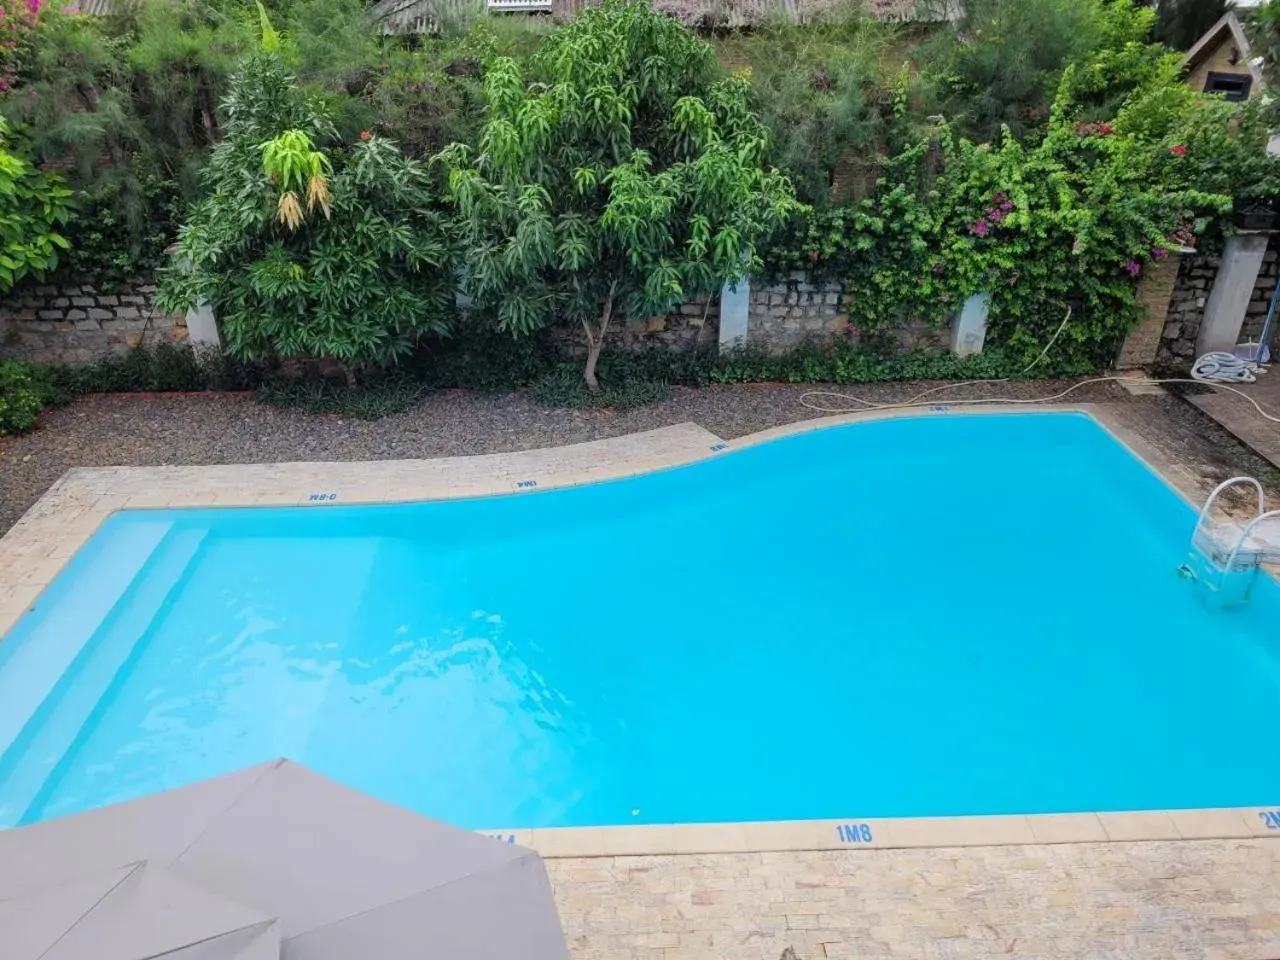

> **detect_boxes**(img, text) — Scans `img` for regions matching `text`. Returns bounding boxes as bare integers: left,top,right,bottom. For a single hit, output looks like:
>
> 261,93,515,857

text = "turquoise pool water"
1,412,1279,830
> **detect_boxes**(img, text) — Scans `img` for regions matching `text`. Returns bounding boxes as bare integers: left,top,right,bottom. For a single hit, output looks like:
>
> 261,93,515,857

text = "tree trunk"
581,280,618,393
583,337,603,391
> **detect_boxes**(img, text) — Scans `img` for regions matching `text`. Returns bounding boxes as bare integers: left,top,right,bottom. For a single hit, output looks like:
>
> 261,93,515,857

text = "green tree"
157,51,454,376
440,0,800,389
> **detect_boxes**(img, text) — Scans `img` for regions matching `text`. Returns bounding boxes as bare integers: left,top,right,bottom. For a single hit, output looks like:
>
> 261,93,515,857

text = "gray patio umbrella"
0,759,570,960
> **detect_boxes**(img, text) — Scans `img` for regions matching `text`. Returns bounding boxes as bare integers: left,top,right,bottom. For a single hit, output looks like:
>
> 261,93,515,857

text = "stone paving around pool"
4,404,1280,958
547,841,1280,960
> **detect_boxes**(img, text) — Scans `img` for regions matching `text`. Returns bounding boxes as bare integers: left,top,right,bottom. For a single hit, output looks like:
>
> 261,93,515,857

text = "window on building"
1204,71,1252,102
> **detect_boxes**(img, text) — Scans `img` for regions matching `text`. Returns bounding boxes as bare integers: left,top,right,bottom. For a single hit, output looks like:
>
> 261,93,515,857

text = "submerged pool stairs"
1189,477,1280,605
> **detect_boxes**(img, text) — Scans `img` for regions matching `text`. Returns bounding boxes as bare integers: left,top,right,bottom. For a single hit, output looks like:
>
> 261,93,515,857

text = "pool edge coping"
488,807,1280,858
3,402,1277,856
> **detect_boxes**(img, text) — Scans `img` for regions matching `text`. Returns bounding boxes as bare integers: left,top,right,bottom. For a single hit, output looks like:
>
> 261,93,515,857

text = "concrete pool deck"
3,403,1280,957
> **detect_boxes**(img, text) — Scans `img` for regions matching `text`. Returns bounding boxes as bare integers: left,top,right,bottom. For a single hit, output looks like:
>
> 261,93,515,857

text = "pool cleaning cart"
1189,477,1280,605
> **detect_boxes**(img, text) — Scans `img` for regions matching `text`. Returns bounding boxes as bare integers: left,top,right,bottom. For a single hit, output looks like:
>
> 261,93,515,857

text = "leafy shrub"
416,328,560,392
34,343,260,399
158,48,455,374
254,373,429,418
0,359,46,433
0,113,72,291
4,0,250,270
528,364,672,409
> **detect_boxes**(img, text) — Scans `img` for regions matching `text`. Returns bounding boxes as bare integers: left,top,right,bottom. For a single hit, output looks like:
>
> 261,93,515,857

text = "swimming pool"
1,411,1278,832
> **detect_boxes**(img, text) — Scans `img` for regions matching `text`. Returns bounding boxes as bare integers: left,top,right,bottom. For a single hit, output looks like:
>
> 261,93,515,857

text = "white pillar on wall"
950,292,991,357
185,303,221,350
1196,232,1270,356
718,276,749,351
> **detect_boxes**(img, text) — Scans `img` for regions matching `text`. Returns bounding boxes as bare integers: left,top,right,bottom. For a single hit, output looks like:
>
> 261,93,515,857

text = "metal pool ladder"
1188,476,1280,604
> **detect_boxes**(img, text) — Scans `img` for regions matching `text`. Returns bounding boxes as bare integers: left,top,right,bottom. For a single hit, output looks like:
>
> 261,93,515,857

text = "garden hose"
798,307,1280,425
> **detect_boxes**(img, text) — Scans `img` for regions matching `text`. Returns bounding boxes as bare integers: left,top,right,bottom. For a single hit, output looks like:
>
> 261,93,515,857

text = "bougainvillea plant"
764,60,1232,369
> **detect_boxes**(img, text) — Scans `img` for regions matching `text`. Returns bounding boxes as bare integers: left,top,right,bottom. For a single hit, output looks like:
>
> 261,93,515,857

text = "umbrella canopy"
0,759,570,960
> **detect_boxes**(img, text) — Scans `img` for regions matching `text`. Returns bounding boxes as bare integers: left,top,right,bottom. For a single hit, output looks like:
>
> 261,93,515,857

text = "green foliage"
442,0,801,389
242,338,1062,417
0,359,46,434
417,327,561,392
2,0,250,274
918,0,1102,144
712,11,918,208
765,56,1233,369
33,342,259,398
515,340,1074,410
0,114,72,290
0,0,39,96
1154,0,1230,52
58,165,175,283
527,363,671,409
157,52,455,370
917,0,1169,145
1250,0,1280,87
254,372,429,417
705,341,1053,383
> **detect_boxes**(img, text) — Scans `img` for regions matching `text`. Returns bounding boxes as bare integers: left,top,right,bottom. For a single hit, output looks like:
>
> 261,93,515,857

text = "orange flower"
359,130,372,141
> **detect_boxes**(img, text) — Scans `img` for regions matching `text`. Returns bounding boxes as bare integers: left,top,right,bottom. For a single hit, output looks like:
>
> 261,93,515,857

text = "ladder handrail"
1195,476,1265,532
1223,509,1280,572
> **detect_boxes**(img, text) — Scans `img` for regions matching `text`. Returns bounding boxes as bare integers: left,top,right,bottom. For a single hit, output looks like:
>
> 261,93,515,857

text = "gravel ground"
1,378,1277,534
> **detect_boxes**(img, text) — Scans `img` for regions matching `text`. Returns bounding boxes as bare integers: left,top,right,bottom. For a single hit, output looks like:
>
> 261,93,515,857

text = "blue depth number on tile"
837,823,873,843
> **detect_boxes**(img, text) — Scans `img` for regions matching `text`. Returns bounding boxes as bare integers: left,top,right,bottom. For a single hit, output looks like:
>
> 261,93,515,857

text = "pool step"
0,525,207,827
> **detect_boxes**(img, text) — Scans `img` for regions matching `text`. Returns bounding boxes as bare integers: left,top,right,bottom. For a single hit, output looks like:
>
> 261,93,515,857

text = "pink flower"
1170,145,1188,157
1125,260,1141,278
1097,122,1114,136
970,219,990,237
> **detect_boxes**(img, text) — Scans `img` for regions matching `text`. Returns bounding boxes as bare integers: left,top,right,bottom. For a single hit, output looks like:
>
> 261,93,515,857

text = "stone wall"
747,273,850,349
1156,238,1280,368
0,275,188,364
579,273,947,356
0,270,950,364
620,292,720,350
549,291,722,356
1239,244,1280,345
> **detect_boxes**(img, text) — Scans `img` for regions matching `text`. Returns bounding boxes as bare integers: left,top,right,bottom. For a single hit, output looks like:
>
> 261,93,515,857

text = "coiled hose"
1191,351,1259,384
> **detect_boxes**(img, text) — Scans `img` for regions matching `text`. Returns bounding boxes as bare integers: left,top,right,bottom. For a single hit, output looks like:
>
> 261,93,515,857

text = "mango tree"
440,0,800,389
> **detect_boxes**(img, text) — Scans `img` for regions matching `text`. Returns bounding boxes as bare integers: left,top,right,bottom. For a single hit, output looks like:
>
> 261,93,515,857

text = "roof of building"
1183,11,1265,88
